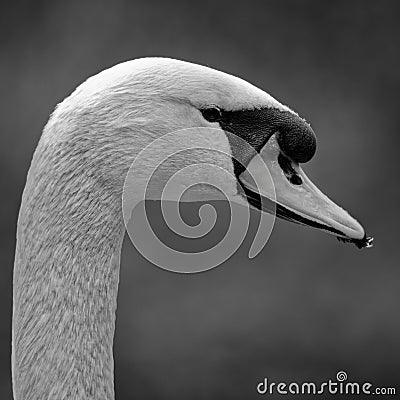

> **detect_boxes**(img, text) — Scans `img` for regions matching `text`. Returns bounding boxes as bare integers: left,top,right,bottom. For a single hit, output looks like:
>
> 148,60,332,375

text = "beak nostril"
278,153,303,185
289,175,302,185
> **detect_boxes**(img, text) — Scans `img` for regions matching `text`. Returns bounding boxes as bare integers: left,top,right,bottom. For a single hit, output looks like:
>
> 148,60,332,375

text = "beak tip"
354,234,374,249
337,219,374,249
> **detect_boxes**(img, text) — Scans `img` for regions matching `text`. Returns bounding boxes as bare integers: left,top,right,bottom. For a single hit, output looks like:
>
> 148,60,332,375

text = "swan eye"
201,106,222,123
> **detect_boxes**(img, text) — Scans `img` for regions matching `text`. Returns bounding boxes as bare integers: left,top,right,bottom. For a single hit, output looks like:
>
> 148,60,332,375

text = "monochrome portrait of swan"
12,57,372,399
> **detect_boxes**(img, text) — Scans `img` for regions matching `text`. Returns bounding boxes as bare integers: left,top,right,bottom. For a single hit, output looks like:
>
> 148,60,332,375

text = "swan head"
54,57,372,248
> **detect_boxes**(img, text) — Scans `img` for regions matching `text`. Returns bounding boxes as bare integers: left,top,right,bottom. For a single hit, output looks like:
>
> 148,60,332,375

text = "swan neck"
12,143,125,400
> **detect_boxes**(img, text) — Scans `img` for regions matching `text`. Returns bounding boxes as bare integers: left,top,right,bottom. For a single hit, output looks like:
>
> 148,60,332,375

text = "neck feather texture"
12,132,126,399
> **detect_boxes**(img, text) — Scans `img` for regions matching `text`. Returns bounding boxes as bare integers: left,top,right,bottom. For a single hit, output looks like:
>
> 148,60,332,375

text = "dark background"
1,1,399,399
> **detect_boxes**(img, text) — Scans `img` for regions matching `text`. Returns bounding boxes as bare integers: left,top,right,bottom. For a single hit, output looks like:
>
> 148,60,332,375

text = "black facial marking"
212,107,316,175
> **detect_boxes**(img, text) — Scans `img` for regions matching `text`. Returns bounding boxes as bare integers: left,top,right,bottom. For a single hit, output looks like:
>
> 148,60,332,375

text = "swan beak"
239,136,373,248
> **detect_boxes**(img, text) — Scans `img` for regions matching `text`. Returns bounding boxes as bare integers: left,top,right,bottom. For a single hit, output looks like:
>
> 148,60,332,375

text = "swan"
12,57,372,400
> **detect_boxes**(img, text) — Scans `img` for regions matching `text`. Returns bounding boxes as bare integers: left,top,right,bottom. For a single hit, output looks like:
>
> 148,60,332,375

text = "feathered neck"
12,128,126,399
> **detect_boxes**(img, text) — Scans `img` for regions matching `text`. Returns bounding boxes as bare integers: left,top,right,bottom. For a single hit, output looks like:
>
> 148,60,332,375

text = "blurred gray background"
1,0,399,399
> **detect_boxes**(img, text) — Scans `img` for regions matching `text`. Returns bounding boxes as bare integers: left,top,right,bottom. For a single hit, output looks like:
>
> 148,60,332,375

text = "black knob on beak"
276,118,317,163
